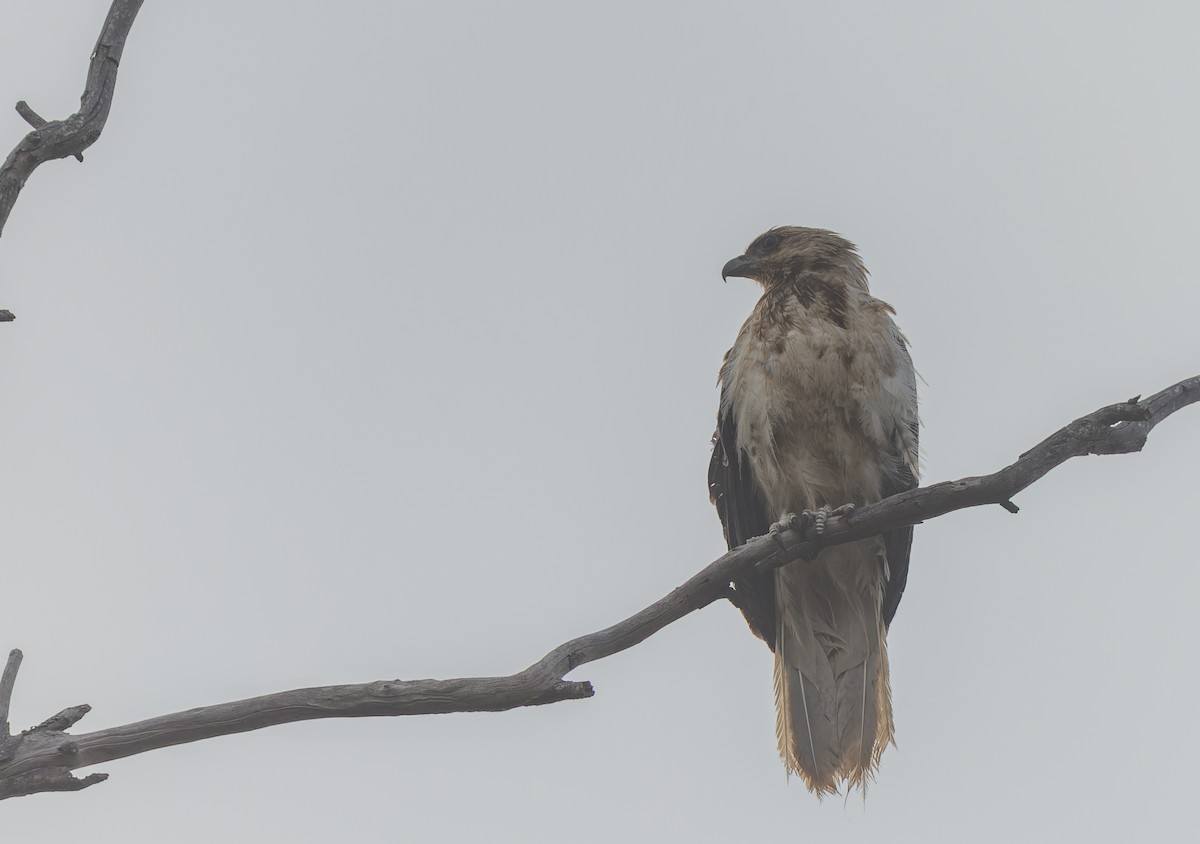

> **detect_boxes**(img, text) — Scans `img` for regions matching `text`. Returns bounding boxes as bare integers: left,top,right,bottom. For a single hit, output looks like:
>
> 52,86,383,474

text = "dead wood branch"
0,0,144,242
0,0,143,319
0,374,1195,799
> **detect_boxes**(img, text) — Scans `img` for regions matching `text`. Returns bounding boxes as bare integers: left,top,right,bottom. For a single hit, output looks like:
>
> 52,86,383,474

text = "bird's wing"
709,371,777,650
879,331,920,627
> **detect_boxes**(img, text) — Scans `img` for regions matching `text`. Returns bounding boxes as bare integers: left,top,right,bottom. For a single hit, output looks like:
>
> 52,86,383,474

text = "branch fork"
0,650,107,798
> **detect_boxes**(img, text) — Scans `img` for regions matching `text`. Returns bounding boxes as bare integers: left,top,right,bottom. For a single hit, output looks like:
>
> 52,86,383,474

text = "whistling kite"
710,226,919,794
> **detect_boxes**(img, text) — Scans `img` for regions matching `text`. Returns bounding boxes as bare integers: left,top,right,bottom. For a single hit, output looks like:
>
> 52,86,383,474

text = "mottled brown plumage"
709,226,918,795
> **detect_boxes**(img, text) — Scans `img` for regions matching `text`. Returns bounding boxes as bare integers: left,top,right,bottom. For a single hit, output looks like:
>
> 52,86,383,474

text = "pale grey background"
2,2,1198,841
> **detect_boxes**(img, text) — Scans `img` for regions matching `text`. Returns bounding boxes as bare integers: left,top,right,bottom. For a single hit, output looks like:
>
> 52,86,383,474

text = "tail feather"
774,540,894,795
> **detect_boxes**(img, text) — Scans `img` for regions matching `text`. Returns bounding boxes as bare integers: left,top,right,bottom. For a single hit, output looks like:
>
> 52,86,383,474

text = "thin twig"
0,375,1195,798
0,650,22,737
28,706,91,734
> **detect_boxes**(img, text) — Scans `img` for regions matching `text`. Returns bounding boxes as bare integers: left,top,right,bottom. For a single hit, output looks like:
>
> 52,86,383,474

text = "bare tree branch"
0,0,144,240
0,374,1195,799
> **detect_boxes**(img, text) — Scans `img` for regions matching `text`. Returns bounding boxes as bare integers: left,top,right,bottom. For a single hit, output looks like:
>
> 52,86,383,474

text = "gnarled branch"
0,374,1195,799
0,0,144,240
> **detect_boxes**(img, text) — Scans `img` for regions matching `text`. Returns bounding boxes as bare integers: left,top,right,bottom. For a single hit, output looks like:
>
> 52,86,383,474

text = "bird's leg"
768,503,857,553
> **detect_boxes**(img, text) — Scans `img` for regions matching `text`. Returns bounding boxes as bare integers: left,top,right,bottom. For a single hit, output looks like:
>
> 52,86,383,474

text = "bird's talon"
812,506,829,535
802,503,856,537
769,513,802,552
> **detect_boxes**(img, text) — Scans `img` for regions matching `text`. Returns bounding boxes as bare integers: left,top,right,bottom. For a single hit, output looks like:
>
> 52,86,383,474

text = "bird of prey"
709,226,919,795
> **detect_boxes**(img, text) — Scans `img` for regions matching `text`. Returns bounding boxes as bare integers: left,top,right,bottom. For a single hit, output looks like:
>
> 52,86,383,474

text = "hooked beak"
721,254,755,282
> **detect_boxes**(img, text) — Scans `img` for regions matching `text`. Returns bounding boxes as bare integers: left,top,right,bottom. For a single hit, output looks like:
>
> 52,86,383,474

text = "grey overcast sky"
2,1,1199,841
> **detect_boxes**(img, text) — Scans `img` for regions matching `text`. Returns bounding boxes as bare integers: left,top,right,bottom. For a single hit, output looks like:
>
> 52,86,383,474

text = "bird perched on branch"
709,226,919,795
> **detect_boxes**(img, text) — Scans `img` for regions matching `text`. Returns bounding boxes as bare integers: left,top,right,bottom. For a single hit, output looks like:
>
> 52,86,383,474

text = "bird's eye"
758,234,780,253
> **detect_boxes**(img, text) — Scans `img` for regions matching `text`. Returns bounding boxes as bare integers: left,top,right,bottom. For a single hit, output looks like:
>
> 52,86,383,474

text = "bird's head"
721,226,865,290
